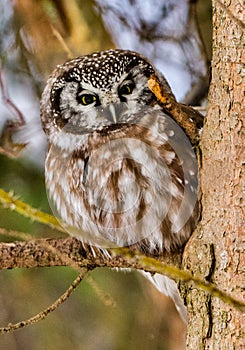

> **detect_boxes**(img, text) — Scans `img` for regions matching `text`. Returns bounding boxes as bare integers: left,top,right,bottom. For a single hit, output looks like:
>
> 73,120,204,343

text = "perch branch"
0,237,181,270
0,191,244,312
0,238,244,312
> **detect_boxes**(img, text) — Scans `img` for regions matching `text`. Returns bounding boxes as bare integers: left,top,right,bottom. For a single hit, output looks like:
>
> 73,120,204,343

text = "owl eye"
79,93,98,106
119,81,135,96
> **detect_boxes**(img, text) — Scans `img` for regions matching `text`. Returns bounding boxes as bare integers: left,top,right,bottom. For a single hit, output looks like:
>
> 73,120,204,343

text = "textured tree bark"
0,237,181,271
182,0,244,348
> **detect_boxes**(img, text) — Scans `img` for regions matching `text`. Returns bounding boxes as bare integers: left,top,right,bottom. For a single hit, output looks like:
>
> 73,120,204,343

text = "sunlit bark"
183,1,244,348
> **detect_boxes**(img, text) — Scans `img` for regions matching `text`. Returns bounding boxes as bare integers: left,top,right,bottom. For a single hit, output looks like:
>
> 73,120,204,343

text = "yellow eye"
80,94,97,105
119,81,135,96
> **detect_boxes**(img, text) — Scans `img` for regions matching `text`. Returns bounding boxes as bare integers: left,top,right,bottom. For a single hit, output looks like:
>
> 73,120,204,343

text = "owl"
40,49,200,255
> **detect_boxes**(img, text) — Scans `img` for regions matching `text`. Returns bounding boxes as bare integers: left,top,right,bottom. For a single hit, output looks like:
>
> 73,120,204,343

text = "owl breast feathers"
41,49,200,254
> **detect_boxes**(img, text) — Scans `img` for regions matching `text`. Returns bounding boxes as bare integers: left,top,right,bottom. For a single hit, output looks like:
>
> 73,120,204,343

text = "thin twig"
86,275,117,308
0,67,28,157
51,25,74,59
0,189,64,232
0,271,86,333
0,227,33,241
0,68,25,127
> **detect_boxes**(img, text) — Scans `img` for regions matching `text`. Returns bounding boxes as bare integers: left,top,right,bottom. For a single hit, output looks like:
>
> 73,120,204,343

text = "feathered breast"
46,121,198,252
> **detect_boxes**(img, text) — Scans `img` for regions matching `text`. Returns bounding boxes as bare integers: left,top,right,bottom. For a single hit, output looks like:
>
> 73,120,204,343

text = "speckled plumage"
40,49,199,254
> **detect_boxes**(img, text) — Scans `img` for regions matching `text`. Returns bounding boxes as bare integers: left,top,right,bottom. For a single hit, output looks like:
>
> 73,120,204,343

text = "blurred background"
0,1,211,349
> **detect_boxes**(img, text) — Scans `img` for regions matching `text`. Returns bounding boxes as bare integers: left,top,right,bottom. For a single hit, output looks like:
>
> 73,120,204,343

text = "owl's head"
40,49,172,143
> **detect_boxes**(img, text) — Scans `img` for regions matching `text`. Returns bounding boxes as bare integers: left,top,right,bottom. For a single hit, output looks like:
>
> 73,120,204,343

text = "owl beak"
103,103,124,124
108,104,117,123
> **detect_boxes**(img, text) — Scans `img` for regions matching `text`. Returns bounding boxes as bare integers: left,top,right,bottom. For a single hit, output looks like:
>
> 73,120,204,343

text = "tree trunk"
182,0,244,348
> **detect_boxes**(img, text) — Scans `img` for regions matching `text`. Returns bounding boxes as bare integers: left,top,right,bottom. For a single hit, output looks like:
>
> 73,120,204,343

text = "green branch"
114,249,245,312
0,188,64,232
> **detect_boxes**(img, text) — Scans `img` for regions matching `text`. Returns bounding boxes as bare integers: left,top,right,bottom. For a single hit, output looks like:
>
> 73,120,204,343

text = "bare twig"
0,227,33,241
51,25,74,59
86,275,117,308
0,271,86,333
0,69,25,127
0,68,27,157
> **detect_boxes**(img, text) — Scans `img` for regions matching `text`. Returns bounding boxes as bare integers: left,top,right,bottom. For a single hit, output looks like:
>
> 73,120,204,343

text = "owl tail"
140,271,188,324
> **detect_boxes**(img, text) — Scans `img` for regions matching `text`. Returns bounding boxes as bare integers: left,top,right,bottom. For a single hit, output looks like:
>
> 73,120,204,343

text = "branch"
0,68,27,157
0,189,64,232
0,238,244,312
0,192,244,312
0,227,33,241
0,271,86,333
51,25,74,59
0,68,25,126
0,237,181,270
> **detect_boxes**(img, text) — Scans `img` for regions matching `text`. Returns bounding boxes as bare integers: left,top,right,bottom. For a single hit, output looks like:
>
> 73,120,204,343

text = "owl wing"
140,271,187,323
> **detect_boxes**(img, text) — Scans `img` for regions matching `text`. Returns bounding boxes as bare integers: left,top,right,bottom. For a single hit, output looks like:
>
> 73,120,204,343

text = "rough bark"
0,237,181,271
182,0,244,348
